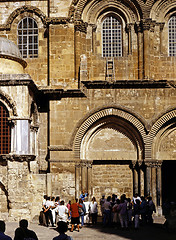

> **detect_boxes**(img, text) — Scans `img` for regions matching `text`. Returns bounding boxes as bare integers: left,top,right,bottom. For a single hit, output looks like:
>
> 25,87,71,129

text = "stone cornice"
0,54,27,68
0,154,36,162
48,145,72,151
81,80,171,89
145,160,163,168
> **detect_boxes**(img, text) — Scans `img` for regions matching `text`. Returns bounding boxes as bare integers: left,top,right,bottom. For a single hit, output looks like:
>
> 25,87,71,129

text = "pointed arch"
73,107,147,159
146,109,176,160
2,5,47,30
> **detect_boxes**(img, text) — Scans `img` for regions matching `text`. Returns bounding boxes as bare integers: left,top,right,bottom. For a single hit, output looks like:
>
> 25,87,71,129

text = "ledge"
81,80,171,89
0,154,36,162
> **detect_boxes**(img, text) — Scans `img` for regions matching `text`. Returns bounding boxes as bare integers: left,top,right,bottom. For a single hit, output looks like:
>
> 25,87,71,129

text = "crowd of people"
40,191,157,231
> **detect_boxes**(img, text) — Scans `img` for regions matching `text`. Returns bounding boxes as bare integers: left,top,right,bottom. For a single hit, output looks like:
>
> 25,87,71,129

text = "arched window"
102,16,122,57
168,16,176,56
18,17,38,58
0,103,11,154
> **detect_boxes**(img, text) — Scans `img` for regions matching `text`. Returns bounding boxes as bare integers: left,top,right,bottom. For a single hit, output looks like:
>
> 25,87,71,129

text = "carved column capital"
145,160,163,168
142,19,156,32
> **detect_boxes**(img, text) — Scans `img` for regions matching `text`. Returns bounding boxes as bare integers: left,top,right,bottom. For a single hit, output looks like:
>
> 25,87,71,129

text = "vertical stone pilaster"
138,161,144,196
46,173,52,196
142,19,156,80
156,162,162,215
126,23,132,55
158,23,165,54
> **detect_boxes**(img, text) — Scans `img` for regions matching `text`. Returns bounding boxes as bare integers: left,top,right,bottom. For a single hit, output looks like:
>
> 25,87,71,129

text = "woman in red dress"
70,199,82,232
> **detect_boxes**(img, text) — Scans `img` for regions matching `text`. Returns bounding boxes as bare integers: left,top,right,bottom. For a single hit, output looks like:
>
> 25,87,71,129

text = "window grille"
18,17,38,58
0,103,11,154
102,16,122,57
169,16,176,56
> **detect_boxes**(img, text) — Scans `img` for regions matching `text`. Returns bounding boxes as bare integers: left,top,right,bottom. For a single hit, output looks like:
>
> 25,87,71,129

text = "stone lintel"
40,88,86,99
82,80,170,89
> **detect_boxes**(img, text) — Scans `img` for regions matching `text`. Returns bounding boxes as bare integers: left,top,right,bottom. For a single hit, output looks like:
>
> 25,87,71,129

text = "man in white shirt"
56,200,70,222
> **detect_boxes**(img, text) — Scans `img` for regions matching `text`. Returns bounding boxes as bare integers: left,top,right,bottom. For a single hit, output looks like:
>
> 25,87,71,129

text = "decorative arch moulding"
73,107,147,158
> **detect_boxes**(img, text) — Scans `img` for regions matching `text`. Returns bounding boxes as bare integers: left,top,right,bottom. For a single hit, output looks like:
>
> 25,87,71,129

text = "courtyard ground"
5,216,176,240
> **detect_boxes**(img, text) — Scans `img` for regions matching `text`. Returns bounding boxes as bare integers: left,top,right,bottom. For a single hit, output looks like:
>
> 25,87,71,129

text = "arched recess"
147,109,176,160
0,90,17,117
69,0,143,22
150,0,176,22
3,5,47,30
73,107,147,160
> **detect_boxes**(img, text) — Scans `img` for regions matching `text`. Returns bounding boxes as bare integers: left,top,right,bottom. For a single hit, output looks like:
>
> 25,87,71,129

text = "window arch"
18,17,38,58
0,103,11,154
102,16,122,57
168,15,176,56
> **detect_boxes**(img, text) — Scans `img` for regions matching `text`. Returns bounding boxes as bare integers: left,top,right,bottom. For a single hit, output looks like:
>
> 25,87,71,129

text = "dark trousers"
91,213,97,224
44,209,54,226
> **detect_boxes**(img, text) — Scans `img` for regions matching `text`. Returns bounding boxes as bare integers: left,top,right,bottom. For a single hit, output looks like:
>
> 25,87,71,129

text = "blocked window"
18,17,38,58
102,16,122,57
168,16,176,56
0,103,11,154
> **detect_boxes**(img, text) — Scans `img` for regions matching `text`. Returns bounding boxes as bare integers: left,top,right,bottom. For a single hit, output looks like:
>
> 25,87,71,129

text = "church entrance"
162,160,176,203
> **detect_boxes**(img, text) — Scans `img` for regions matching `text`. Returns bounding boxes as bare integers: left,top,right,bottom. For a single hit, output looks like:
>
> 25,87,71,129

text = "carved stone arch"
4,5,47,30
0,90,17,117
150,0,176,21
69,0,143,22
84,0,140,24
73,107,147,159
146,109,176,160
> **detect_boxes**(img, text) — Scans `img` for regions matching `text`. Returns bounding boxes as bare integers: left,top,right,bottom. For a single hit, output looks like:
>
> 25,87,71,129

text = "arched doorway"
74,108,146,200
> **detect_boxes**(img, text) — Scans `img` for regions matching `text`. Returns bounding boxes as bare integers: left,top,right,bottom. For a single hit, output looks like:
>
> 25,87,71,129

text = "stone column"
81,162,88,192
156,162,162,215
87,162,92,198
75,163,81,199
11,118,30,154
158,23,165,54
135,22,143,80
126,23,132,55
139,161,144,196
132,161,138,195
145,162,152,196
142,19,156,80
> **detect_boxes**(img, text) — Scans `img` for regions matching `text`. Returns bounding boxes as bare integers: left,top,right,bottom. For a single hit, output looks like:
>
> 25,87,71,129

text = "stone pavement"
5,217,176,240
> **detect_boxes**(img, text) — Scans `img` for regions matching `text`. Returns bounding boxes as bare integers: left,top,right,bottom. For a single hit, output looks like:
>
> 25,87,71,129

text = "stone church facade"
0,0,176,221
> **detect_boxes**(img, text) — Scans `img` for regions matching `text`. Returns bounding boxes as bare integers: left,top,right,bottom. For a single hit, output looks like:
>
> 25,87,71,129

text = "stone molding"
0,89,17,117
145,161,163,168
48,145,72,151
73,107,147,159
0,154,36,162
81,80,170,88
0,54,27,68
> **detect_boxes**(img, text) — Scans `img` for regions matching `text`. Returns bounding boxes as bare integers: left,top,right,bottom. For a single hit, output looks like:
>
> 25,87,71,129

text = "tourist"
14,219,38,240
53,221,73,240
44,196,55,227
126,198,133,226
70,199,82,232
147,196,156,224
132,193,141,205
56,200,70,223
90,197,98,225
118,195,128,229
50,196,56,224
103,196,112,226
112,199,120,224
84,197,91,224
79,190,88,201
78,198,86,227
100,194,105,217
133,199,141,229
0,220,12,240
140,196,147,225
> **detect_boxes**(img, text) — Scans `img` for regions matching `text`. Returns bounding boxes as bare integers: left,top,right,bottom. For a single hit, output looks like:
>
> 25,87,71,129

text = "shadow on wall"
0,181,11,210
